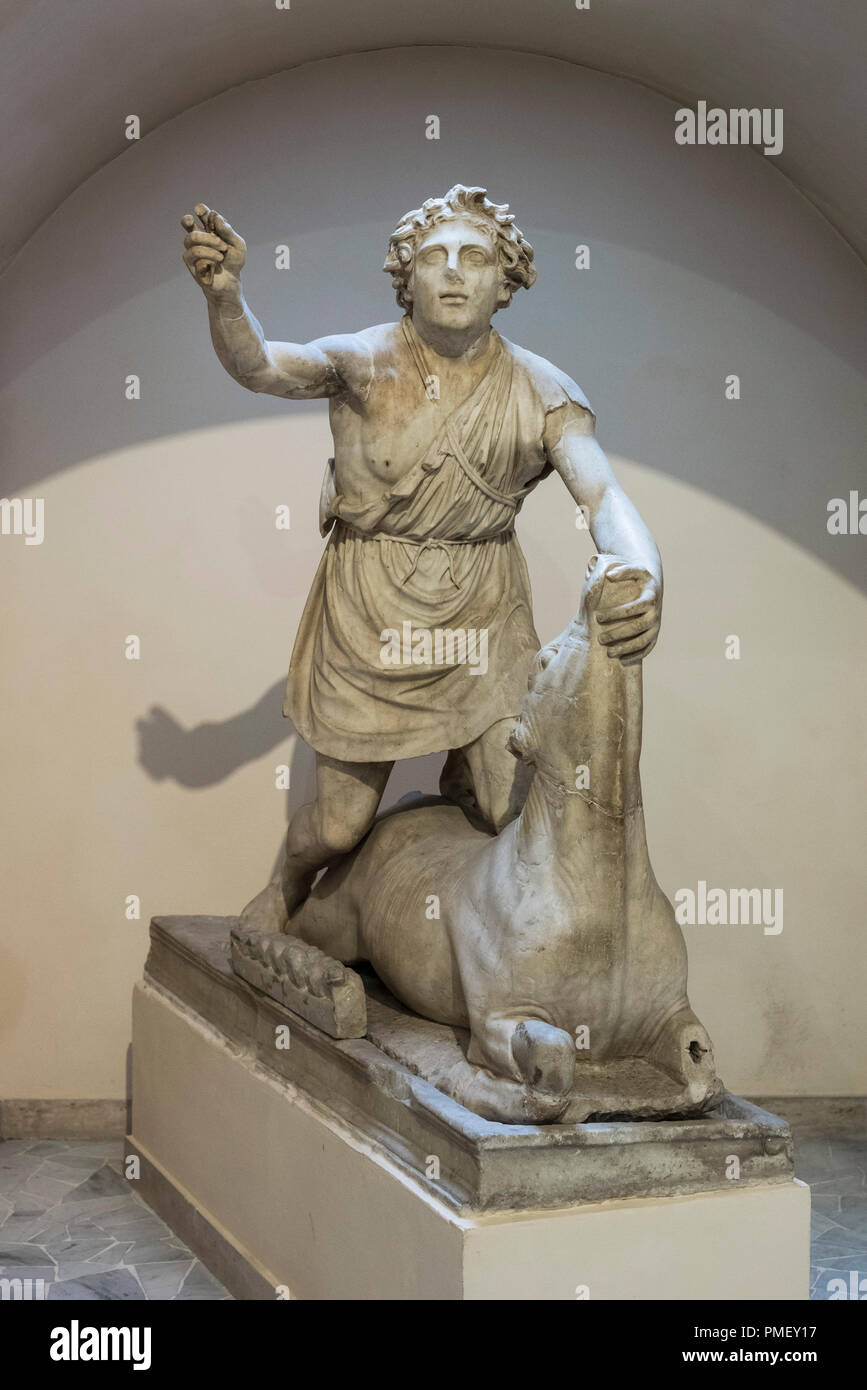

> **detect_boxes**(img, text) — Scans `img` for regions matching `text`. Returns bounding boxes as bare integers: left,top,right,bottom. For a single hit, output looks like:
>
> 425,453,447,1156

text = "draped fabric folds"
284,318,593,761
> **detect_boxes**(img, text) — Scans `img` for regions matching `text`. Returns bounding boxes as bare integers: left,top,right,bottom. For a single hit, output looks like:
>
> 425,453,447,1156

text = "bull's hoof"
512,1020,575,1096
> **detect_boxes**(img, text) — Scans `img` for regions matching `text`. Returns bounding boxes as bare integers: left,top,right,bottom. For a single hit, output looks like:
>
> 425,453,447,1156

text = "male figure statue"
181,185,663,934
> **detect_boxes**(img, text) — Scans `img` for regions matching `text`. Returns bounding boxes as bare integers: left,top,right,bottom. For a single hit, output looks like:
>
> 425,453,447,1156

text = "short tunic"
283,318,593,762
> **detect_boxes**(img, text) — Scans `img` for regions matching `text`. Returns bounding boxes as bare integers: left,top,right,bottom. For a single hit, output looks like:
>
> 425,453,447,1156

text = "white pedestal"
129,979,811,1300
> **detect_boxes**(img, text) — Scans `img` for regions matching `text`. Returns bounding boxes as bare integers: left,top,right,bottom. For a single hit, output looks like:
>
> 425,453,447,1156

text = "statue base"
128,917,810,1299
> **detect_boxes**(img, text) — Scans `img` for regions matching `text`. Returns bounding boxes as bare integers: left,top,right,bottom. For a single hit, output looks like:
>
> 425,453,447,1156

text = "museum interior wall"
1,46,864,1102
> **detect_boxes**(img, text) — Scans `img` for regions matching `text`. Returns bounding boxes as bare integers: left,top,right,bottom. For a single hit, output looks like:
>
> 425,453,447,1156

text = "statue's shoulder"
352,321,402,344
351,321,405,362
316,322,401,400
499,336,595,422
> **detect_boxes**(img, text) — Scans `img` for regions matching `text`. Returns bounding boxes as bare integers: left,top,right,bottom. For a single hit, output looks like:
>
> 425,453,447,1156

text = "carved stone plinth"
129,917,810,1300
142,916,796,1208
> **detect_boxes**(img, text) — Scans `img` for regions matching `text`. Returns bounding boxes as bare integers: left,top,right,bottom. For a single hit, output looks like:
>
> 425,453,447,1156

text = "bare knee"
473,761,532,832
473,785,512,833
313,806,374,859
461,718,533,832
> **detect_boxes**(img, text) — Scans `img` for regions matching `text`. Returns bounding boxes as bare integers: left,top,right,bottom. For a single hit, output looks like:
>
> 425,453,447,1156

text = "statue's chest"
332,375,481,487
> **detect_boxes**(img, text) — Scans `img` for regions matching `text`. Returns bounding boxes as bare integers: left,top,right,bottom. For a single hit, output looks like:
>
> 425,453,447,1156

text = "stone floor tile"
55,1248,135,1281
809,1193,842,1216
811,1266,864,1299
41,1232,119,1262
60,1165,130,1204
810,1210,842,1238
0,1141,37,1157
47,1269,146,1300
64,1141,125,1160
174,1260,229,1300
22,1175,80,1205
0,1162,42,1194
47,1195,141,1225
95,1201,165,1229
88,1217,168,1245
0,1242,57,1268
808,1173,866,1197
134,1260,194,1300
121,1240,191,1265
0,1265,56,1286
1,1217,59,1245
41,1155,109,1177
835,1196,867,1240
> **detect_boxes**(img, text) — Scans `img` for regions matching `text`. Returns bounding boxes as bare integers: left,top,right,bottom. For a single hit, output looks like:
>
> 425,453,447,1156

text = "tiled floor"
0,1139,229,1299
1,1135,864,1299
797,1138,867,1300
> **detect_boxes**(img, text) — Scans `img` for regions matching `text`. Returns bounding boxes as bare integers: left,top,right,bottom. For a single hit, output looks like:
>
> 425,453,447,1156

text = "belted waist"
335,521,514,546
332,522,515,586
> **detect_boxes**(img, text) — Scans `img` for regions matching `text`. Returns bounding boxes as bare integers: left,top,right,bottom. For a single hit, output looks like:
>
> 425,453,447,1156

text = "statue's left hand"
593,562,662,665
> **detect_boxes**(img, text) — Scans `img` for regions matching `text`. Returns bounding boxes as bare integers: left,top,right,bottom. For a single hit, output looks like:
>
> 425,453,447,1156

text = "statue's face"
408,216,509,331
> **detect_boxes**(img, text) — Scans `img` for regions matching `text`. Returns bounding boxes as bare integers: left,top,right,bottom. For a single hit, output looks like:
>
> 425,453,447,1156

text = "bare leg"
440,716,533,832
239,753,393,932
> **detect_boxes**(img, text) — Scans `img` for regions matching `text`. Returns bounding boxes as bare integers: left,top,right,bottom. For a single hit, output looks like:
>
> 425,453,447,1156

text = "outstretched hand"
594,562,662,665
180,203,246,293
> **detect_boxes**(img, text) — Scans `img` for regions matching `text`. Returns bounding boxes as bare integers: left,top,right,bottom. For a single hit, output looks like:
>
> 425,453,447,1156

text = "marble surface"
1,1134,863,1299
0,1138,229,1299
797,1137,867,1300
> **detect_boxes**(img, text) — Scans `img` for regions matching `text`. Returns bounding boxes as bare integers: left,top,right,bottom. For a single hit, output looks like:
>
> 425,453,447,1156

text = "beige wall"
1,48,864,1099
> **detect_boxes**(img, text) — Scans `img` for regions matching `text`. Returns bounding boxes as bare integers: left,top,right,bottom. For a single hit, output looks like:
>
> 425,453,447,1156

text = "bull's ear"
507,715,534,762
580,552,618,615
532,643,559,684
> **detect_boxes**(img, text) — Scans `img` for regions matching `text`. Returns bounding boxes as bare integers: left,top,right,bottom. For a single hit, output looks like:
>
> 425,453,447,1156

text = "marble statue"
181,186,721,1122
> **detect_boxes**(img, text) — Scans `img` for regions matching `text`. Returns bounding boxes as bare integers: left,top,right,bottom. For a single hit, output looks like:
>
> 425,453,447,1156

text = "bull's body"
287,556,721,1121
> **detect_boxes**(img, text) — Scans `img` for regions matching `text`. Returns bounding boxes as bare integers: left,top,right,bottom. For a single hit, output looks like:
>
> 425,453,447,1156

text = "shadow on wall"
136,678,290,788
135,676,446,841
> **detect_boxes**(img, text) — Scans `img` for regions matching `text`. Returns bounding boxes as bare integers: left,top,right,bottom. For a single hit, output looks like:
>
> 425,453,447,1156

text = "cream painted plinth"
129,981,810,1301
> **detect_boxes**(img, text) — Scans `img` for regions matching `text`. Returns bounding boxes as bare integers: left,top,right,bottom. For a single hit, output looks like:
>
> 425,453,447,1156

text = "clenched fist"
180,203,246,294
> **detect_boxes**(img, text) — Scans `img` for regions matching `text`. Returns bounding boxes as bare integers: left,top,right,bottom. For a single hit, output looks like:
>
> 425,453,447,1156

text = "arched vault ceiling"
1,0,865,273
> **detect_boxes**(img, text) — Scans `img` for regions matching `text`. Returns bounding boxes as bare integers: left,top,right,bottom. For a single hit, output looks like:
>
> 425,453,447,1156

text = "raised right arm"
181,203,371,400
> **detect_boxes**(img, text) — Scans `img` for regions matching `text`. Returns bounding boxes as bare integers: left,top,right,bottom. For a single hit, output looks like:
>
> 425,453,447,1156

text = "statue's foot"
511,1019,575,1097
238,878,288,935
